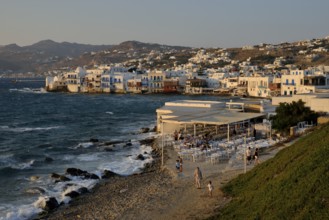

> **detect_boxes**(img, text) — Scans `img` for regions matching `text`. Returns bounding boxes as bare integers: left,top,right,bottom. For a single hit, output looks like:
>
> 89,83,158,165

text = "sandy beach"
44,138,288,220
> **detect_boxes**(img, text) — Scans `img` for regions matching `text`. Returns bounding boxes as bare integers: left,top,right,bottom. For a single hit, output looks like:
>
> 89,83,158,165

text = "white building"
281,70,329,95
246,76,274,98
65,67,87,93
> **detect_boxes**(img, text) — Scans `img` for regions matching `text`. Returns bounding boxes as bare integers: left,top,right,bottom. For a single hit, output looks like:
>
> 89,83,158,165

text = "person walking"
254,147,260,165
207,180,214,197
178,156,183,172
194,167,202,189
175,159,180,172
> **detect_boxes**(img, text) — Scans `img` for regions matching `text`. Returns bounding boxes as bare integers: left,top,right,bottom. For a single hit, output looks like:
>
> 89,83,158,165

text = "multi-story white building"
245,76,274,98
65,67,88,93
111,72,136,93
281,70,329,95
148,71,166,93
84,68,105,93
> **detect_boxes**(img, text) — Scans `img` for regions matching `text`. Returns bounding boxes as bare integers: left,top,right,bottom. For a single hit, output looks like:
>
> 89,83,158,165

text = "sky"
1,0,329,48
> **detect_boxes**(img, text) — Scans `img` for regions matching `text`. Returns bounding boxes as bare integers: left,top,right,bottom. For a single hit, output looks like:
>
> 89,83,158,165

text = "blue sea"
0,78,235,219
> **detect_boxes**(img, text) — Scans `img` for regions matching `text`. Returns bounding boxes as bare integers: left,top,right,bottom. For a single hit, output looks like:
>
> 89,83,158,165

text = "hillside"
1,36,329,77
209,124,329,219
0,40,191,75
0,40,113,73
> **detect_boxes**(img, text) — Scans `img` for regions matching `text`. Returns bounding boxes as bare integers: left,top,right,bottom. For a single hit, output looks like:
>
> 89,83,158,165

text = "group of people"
176,160,214,197
173,130,183,141
194,167,214,197
173,130,212,151
246,147,260,165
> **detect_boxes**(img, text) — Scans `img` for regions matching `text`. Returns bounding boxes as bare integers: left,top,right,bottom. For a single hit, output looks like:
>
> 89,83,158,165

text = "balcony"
282,83,296,86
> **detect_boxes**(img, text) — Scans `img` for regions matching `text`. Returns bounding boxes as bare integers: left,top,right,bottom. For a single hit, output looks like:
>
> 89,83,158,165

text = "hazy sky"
1,0,329,48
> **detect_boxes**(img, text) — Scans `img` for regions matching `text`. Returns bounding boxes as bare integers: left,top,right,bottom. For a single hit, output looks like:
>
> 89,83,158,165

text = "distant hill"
112,40,190,51
0,40,113,73
71,40,192,68
0,40,191,74
209,124,329,219
22,40,112,57
0,40,112,57
1,37,329,76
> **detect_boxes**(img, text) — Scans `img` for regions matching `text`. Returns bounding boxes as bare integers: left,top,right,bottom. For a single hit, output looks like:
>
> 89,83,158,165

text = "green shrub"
271,100,318,133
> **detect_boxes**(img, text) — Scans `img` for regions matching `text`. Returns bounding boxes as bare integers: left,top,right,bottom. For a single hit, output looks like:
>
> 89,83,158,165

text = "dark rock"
104,140,123,145
139,127,150,133
51,173,61,179
102,169,120,179
66,168,88,176
51,173,71,182
83,173,100,180
144,151,148,154
44,197,59,211
77,187,89,194
90,138,99,142
139,138,155,145
45,157,54,163
136,154,145,160
65,191,80,198
126,141,132,147
150,126,157,132
59,175,71,182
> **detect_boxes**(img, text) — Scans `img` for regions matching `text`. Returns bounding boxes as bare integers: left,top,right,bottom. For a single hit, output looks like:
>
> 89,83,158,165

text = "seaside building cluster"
45,63,329,98
44,36,329,97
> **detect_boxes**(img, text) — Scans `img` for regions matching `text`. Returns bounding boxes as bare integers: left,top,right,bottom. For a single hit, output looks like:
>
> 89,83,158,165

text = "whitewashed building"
281,70,329,95
65,67,88,93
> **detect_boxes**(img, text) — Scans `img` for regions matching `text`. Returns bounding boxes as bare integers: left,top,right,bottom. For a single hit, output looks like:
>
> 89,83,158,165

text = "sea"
0,78,237,220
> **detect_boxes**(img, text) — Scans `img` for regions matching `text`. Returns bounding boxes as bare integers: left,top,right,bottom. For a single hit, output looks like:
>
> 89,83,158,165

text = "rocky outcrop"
83,173,100,180
139,127,150,133
66,168,100,180
89,138,99,142
102,170,120,179
65,191,80,198
150,126,157,132
78,187,89,194
139,138,155,145
136,154,145,160
66,168,88,176
51,173,71,182
42,197,59,211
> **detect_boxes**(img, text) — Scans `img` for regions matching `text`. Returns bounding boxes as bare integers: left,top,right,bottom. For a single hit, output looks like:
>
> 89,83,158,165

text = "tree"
270,100,318,133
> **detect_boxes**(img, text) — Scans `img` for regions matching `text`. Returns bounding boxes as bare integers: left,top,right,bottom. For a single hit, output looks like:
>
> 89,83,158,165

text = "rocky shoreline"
35,137,295,220
36,137,164,219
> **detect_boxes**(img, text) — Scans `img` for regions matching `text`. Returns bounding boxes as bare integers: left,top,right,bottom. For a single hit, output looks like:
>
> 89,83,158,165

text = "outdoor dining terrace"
165,133,281,166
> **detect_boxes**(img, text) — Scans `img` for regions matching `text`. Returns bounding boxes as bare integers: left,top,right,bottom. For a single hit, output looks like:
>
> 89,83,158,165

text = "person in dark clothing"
254,147,260,165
